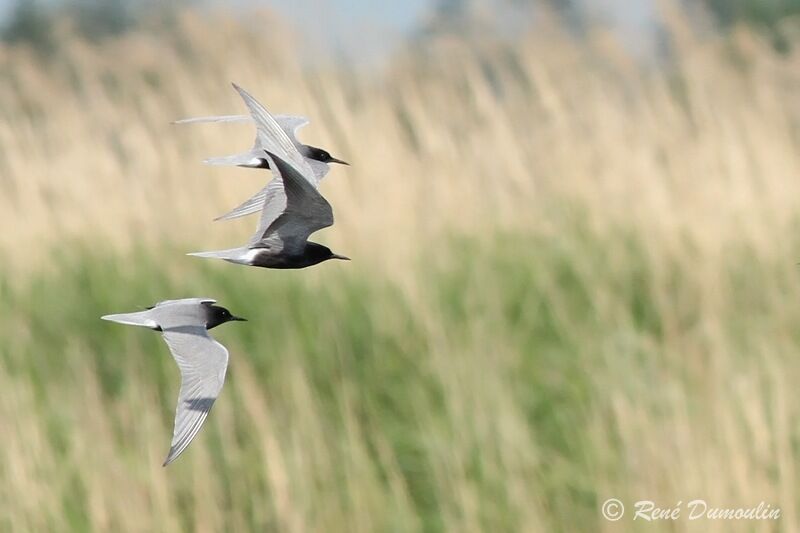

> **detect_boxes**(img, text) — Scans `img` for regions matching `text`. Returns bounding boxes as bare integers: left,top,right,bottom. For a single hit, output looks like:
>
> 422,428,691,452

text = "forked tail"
203,151,265,168
186,247,248,262
100,311,158,329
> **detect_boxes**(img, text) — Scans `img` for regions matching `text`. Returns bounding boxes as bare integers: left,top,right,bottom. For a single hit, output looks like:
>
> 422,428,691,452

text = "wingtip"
213,202,263,221
162,443,183,466
231,82,255,102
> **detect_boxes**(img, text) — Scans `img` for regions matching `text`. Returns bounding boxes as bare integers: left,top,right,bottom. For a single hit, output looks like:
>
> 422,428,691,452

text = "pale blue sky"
231,0,658,61
0,0,658,61
0,0,433,61
254,0,432,61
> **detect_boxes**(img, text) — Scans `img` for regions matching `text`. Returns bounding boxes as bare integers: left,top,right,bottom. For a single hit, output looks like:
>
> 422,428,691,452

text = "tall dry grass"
1,6,800,532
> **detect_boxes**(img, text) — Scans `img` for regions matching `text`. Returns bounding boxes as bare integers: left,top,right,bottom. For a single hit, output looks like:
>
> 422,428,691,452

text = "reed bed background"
1,6,800,532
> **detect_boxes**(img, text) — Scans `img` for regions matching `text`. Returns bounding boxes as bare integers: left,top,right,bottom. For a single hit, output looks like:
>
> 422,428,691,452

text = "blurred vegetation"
67,0,133,40
699,0,800,28
4,223,798,532
1,4,800,532
4,217,800,531
695,0,800,50
2,0,53,49
1,0,190,46
4,234,604,531
5,0,800,52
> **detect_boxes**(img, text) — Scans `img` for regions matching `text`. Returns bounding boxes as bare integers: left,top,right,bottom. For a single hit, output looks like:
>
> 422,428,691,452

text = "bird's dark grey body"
188,145,349,268
145,302,242,329
248,241,343,269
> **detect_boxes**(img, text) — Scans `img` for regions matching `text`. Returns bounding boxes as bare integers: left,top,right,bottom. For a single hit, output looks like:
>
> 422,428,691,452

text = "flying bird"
173,113,348,170
188,151,350,269
174,84,348,221
101,298,246,466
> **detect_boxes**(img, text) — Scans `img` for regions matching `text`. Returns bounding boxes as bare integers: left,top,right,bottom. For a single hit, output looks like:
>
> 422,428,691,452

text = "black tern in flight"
187,152,350,269
173,113,348,170
101,298,246,466
174,84,348,221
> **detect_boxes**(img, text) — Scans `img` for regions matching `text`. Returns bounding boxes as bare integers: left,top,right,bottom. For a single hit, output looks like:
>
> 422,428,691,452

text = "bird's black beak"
232,316,248,322
329,156,349,166
331,253,351,261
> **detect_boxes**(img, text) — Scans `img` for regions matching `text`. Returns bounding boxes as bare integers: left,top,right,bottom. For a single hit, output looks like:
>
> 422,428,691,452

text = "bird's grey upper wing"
215,185,274,221
245,179,287,243
307,159,330,183
161,325,229,466
173,113,308,136
253,153,333,253
273,115,309,147
200,89,323,222
231,84,315,181
216,156,329,221
103,298,215,329
154,298,216,309
172,114,251,125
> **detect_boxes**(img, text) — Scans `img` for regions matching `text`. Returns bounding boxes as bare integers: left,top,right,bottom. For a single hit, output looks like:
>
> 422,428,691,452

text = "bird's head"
306,243,351,265
305,145,349,166
205,304,247,329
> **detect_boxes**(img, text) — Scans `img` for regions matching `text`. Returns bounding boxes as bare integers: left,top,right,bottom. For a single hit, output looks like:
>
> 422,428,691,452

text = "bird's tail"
203,151,264,168
186,247,248,262
172,114,252,125
101,311,158,329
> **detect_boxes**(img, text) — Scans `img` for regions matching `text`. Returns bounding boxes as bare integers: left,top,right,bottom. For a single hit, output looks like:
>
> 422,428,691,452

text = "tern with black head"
101,298,246,466
173,113,347,169
187,152,350,269
174,84,348,221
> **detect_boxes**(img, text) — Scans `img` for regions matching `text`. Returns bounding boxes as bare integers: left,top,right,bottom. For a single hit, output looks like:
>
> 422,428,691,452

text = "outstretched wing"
215,157,330,221
154,298,216,308
172,114,251,125
253,152,333,254
161,325,229,466
232,84,314,180
215,183,275,222
177,86,323,222
273,114,309,146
